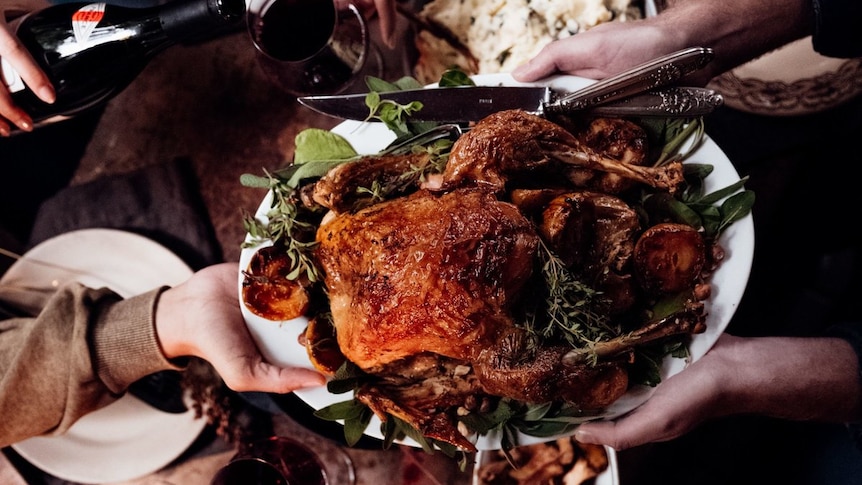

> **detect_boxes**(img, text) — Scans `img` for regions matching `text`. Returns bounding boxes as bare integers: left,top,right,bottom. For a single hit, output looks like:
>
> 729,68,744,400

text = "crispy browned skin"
564,117,650,194
315,187,539,370
539,191,641,316
443,110,684,194
312,152,431,213
540,191,639,276
474,329,630,411
354,354,484,451
314,186,639,451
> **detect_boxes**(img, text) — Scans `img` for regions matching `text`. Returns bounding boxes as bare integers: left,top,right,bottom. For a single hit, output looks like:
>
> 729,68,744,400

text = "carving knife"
298,47,722,122
298,85,724,122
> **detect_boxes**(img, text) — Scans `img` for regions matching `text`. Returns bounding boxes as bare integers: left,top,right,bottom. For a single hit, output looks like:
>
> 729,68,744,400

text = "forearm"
0,284,176,447
92,286,182,390
656,0,814,77
715,336,862,423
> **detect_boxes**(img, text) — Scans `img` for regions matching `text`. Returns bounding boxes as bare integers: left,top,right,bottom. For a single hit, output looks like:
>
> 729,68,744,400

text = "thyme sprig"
356,137,453,205
241,172,322,282
524,239,616,352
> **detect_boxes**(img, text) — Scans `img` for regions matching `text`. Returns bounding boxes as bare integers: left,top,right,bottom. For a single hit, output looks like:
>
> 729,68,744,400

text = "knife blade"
298,85,723,122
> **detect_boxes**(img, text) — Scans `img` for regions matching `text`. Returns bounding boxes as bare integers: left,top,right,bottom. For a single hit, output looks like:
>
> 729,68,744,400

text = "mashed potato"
413,0,641,83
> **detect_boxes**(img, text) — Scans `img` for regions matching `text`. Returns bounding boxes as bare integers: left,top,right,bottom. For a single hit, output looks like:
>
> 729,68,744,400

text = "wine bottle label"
1,58,25,94
72,3,107,44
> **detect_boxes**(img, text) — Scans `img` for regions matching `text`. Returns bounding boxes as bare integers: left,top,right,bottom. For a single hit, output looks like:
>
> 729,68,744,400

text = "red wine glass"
246,0,382,96
210,435,355,485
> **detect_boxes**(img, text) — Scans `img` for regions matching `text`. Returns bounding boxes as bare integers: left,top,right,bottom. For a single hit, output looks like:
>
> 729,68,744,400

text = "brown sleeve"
0,283,179,447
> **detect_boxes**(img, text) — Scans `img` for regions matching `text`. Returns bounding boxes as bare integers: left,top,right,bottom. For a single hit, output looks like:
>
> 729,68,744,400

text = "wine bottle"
0,0,245,128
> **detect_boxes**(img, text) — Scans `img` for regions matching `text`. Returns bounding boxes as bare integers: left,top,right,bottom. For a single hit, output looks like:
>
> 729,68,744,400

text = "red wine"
248,0,369,95
275,439,328,485
212,437,328,485
210,458,290,485
0,0,244,127
250,0,335,62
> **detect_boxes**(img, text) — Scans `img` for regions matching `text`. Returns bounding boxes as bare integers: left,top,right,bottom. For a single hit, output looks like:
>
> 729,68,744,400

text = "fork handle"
544,47,714,114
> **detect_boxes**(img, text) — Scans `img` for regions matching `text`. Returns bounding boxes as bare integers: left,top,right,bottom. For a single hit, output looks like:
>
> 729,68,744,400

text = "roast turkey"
313,111,708,450
244,110,712,452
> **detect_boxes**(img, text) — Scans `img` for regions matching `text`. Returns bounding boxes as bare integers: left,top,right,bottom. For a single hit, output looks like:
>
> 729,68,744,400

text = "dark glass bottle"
0,0,245,126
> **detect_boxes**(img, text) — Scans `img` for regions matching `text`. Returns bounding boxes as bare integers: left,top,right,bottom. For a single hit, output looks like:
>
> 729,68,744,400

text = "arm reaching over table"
512,0,846,85
0,263,325,448
573,334,862,450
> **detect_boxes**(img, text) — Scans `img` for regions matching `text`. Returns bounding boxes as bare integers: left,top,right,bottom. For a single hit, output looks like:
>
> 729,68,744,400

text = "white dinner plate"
239,73,756,450
1,228,206,483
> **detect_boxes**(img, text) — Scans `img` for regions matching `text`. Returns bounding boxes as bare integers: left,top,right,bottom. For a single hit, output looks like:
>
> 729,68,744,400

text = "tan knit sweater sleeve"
0,283,180,447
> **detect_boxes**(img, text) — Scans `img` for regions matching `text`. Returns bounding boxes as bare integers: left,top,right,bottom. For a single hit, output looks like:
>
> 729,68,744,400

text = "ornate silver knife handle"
543,46,715,115
586,87,724,117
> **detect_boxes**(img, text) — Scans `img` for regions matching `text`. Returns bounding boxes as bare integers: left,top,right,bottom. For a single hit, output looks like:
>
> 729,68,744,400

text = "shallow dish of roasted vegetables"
237,73,755,458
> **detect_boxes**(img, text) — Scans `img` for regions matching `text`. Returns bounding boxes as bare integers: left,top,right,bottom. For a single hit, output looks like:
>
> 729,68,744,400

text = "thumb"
511,53,559,82
574,420,627,449
574,412,658,451
220,360,327,394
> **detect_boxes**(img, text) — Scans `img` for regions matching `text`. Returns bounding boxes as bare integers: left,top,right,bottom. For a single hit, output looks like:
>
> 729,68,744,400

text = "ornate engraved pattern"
708,58,862,116
554,47,714,110
656,87,724,115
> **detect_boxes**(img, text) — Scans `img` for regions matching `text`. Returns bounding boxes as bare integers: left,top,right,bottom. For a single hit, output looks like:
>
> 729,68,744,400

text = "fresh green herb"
638,117,706,166
361,70,474,141
316,393,596,458
363,91,424,139
634,117,754,241
362,76,438,141
496,48,512,67
365,75,425,93
437,68,476,87
294,128,358,164
642,169,754,241
523,239,615,357
240,129,362,282
241,175,321,282
630,338,690,387
240,129,359,191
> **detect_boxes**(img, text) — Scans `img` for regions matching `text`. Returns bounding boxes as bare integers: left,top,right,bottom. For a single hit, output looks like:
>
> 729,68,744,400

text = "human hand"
0,19,55,135
512,0,813,85
154,263,326,394
573,334,862,451
511,20,686,84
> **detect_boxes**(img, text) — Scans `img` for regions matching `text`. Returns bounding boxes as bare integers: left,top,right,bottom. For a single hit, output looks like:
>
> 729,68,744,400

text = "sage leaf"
294,128,357,163
720,190,755,225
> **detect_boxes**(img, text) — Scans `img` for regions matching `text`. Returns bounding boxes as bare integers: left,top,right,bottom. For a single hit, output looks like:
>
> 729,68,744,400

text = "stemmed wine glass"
210,435,355,485
246,0,382,96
